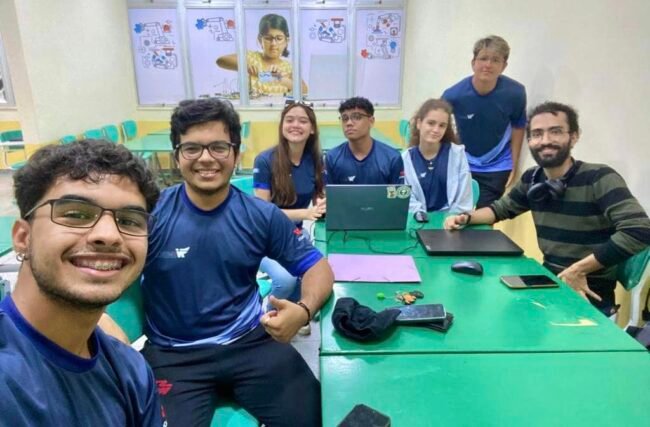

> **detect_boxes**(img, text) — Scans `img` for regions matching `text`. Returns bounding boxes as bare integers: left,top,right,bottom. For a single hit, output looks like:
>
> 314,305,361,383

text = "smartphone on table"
500,274,559,289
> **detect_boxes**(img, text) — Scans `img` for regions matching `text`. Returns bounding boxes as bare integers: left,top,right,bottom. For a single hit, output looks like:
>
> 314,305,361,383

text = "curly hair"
13,139,160,217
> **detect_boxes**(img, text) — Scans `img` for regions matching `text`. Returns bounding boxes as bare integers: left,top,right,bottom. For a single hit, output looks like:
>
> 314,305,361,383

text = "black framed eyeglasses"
23,198,154,237
339,112,370,123
284,99,314,110
527,127,571,141
177,141,235,160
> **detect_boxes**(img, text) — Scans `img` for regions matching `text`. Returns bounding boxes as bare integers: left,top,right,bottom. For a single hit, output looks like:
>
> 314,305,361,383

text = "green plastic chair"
1,129,26,169
617,247,650,327
121,120,138,141
399,119,410,146
106,280,265,426
59,135,77,145
231,176,254,196
101,125,120,144
83,129,104,140
471,179,480,207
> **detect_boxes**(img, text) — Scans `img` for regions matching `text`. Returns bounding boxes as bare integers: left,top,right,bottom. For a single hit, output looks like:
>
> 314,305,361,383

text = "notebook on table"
326,184,411,231
416,229,524,256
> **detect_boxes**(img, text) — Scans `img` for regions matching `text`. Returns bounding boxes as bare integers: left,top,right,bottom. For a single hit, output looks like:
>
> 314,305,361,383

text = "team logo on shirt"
420,172,427,178
175,247,190,258
466,114,475,119
347,175,356,182
293,228,306,241
253,168,259,173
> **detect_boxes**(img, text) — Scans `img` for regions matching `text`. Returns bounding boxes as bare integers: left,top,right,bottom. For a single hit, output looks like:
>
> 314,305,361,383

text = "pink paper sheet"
327,254,421,283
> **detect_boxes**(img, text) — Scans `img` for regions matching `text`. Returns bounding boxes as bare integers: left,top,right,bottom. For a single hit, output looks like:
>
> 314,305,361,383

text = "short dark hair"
170,98,242,155
13,139,160,217
338,97,374,116
527,101,580,138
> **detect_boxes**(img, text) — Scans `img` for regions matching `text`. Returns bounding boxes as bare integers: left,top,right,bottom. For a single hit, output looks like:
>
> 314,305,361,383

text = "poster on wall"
300,9,348,102
128,8,186,105
216,8,295,105
187,8,239,102
354,9,403,105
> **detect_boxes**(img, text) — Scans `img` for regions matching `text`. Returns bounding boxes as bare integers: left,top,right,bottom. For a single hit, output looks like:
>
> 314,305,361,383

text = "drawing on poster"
360,13,401,60
309,18,346,43
134,21,178,69
195,17,236,42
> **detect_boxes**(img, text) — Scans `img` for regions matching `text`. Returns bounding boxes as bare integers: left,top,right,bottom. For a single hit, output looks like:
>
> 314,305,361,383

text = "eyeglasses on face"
339,112,371,123
261,35,286,44
475,55,505,64
284,99,314,110
177,141,235,160
24,198,154,237
528,127,571,141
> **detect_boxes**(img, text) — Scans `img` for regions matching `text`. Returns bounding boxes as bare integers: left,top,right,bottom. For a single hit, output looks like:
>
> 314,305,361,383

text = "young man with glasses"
1,140,162,425
442,35,527,208
444,102,650,316
136,98,333,426
325,96,404,184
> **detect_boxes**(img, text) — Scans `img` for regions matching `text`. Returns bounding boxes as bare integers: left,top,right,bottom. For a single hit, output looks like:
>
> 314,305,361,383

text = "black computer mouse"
414,211,429,223
451,260,483,276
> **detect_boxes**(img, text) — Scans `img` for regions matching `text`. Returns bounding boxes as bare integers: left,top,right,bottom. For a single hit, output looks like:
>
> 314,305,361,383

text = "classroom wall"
0,0,137,145
403,0,650,208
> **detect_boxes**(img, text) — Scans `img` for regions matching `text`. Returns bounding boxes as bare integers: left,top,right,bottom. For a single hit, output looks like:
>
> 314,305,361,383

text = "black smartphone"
338,404,391,427
420,312,454,332
392,304,446,324
500,274,559,289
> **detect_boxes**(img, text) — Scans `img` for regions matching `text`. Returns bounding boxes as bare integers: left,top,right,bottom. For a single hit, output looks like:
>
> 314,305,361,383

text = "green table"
0,216,16,256
319,125,399,151
124,133,173,153
320,256,644,354
321,352,650,427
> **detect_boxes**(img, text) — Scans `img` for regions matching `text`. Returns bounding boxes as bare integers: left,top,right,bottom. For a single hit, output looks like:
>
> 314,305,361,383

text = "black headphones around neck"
527,160,579,203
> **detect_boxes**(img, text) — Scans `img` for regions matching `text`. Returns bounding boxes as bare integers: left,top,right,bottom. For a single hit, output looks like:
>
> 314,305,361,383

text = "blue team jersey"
142,184,323,347
0,297,162,427
253,147,316,210
408,144,450,211
442,75,526,172
325,139,404,185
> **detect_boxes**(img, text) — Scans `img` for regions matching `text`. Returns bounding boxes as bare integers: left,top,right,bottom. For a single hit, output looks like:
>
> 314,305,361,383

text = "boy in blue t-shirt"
442,35,527,207
138,99,333,426
0,140,162,426
325,96,404,185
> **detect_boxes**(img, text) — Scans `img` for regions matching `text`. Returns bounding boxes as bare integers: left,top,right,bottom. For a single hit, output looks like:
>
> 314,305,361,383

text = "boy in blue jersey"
139,99,333,426
325,96,404,184
0,140,162,426
442,35,527,208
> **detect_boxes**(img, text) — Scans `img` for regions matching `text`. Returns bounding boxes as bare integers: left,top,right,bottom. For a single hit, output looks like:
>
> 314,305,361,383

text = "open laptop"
416,229,524,256
326,184,411,230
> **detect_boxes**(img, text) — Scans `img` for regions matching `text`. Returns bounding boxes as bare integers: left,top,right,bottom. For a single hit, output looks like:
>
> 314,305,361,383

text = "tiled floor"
0,170,320,378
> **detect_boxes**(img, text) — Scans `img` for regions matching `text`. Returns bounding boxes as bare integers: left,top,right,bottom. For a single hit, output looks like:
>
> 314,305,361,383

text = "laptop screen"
326,184,411,230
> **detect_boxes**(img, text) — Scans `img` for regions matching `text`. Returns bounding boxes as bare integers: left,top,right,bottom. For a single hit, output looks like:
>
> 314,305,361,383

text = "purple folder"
328,254,421,283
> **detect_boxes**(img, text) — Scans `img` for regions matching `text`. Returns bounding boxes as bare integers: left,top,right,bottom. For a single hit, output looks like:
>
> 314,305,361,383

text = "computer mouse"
414,211,429,223
451,260,483,276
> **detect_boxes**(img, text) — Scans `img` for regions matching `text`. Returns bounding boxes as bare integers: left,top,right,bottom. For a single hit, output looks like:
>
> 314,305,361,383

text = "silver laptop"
326,184,411,230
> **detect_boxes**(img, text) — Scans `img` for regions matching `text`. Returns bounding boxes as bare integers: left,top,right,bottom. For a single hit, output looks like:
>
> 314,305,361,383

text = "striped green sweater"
490,161,650,280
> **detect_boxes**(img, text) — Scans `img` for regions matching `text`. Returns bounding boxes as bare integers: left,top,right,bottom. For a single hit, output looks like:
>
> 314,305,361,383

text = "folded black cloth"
332,297,401,342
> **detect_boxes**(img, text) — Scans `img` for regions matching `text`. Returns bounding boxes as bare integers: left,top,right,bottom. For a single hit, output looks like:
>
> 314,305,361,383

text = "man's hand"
558,265,602,302
260,296,309,343
443,213,470,230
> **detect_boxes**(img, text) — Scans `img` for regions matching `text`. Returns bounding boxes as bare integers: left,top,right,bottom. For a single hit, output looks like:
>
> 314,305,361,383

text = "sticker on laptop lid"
386,186,397,199
397,185,411,199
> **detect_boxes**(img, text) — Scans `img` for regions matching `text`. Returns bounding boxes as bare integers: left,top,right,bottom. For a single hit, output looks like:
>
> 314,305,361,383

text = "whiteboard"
299,8,348,101
128,8,186,105
354,9,403,105
186,8,239,102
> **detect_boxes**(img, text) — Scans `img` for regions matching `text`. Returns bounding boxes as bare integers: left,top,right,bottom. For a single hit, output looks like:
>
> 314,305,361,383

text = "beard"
27,247,124,312
530,142,572,168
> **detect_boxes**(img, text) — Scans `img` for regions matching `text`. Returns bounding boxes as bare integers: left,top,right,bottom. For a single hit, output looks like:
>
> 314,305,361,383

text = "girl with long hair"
253,101,325,333
402,99,473,214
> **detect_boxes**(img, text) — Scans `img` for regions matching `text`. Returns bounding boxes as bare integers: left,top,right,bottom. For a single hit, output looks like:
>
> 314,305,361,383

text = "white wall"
403,0,650,207
0,0,137,142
